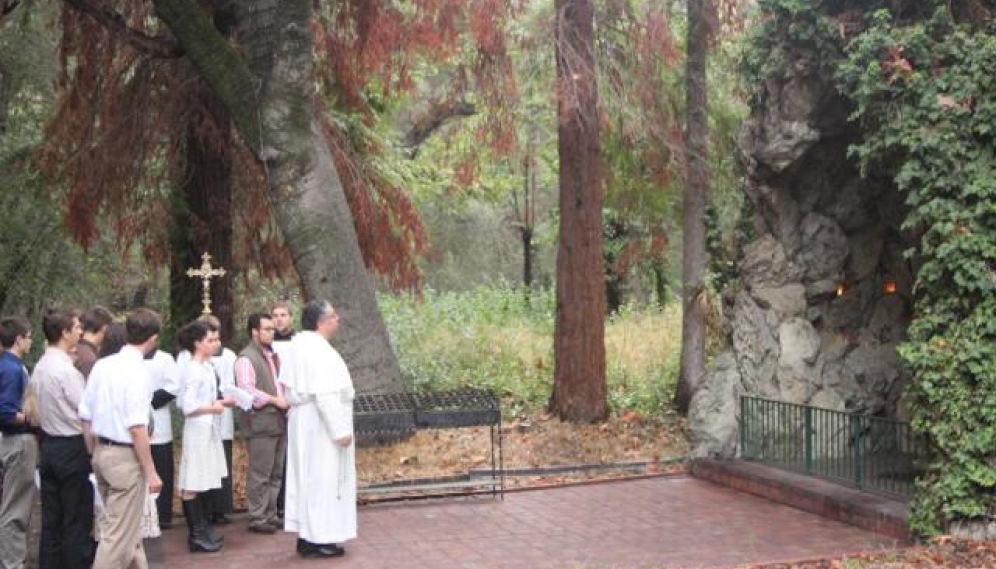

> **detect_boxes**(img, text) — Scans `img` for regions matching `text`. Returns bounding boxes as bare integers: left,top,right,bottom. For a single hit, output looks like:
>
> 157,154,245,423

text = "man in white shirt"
34,309,91,569
280,300,355,559
145,349,179,529
270,300,296,520
78,308,163,569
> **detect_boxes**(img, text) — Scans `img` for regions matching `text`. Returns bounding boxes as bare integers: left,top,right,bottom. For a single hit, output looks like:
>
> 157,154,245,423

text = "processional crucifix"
186,252,226,315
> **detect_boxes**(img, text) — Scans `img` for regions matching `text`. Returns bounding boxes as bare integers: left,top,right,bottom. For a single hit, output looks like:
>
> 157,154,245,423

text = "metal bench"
354,387,504,499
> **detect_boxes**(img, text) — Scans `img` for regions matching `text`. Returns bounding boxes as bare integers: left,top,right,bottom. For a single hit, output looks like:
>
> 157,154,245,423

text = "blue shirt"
0,351,29,430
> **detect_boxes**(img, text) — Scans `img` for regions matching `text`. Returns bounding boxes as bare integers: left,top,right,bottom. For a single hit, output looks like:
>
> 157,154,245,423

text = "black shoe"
248,522,277,534
183,499,223,553
297,539,345,558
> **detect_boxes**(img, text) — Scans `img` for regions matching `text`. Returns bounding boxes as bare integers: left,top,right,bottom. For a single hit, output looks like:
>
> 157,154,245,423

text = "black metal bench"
353,387,504,499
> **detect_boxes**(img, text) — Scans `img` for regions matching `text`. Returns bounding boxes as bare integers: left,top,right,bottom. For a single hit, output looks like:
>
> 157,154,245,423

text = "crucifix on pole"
186,252,227,315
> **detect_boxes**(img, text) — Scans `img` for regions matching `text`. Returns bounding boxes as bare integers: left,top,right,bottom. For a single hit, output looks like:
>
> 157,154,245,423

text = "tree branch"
61,0,182,58
149,0,262,154
400,99,476,156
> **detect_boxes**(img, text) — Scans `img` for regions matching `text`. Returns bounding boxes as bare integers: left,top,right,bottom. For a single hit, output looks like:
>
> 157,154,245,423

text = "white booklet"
222,385,256,411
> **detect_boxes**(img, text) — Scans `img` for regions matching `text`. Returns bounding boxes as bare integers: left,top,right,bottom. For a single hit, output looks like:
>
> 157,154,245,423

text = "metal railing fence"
740,396,926,498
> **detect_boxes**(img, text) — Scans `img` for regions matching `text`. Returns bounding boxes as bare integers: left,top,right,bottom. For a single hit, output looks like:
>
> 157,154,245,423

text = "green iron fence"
740,396,926,498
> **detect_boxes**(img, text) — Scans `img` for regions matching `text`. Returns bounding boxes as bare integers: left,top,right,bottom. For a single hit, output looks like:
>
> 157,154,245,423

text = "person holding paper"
280,300,356,559
175,321,234,553
176,314,237,526
235,313,288,534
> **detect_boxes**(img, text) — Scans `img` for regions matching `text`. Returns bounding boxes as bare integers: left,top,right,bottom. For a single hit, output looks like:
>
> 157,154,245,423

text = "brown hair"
125,308,161,345
42,309,80,344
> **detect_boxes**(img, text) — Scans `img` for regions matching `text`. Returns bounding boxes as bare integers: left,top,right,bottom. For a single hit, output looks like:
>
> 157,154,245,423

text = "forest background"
0,0,747,420
4,0,996,558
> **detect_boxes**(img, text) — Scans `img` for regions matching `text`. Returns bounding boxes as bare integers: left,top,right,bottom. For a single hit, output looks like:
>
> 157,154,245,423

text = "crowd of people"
0,299,357,568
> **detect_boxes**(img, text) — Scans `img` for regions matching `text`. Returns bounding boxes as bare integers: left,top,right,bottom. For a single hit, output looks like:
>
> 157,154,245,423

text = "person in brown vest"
234,313,289,534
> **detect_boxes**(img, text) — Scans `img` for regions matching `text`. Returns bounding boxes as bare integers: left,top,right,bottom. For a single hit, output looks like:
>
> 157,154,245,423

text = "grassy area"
380,283,681,419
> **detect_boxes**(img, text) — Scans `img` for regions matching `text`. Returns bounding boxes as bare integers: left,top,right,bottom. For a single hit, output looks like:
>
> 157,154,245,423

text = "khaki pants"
0,433,38,569
92,444,147,569
246,435,286,526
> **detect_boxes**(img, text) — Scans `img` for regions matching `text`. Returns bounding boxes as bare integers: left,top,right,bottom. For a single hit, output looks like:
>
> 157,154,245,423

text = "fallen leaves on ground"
744,538,996,569
355,410,690,487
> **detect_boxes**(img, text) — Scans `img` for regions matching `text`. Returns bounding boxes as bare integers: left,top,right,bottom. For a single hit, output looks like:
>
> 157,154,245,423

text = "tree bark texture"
169,71,236,347
152,0,403,391
674,0,709,414
549,0,607,423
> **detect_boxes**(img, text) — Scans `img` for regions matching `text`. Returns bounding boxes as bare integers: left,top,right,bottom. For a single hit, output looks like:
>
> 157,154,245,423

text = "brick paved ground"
148,476,903,569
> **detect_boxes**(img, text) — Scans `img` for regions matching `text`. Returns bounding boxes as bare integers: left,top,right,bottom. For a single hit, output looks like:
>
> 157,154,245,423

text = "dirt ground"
355,410,690,487
747,537,996,568
225,410,691,507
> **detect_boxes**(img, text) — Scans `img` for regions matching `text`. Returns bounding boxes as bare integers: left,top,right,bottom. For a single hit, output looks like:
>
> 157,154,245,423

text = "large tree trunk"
152,0,403,392
674,0,709,414
548,0,607,423
169,69,236,347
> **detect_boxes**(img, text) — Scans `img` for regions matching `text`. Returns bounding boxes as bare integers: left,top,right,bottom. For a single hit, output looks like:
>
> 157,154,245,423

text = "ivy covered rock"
692,0,996,537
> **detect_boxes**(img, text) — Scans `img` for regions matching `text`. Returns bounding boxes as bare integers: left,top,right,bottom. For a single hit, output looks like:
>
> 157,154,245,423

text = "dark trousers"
39,435,94,569
202,439,233,516
150,442,174,526
277,461,286,515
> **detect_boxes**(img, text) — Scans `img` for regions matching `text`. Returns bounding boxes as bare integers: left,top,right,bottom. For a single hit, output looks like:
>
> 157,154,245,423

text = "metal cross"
186,252,227,315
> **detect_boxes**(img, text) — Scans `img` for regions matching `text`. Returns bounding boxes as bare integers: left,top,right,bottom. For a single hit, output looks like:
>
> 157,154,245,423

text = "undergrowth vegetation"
380,283,681,420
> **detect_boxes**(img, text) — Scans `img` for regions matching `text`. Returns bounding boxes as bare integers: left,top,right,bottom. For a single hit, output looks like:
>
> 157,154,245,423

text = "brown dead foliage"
746,538,996,568
221,411,687,511
355,410,690,486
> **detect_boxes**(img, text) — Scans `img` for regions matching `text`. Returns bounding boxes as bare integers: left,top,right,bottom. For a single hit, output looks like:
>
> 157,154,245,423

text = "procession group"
0,299,357,568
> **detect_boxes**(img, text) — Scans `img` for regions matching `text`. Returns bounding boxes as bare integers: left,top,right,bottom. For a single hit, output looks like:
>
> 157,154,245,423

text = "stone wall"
688,53,915,458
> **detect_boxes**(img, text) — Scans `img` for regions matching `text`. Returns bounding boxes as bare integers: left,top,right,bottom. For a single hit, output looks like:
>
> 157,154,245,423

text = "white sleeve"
78,377,95,421
315,389,354,441
179,364,203,417
216,350,236,390
161,354,181,395
124,370,152,428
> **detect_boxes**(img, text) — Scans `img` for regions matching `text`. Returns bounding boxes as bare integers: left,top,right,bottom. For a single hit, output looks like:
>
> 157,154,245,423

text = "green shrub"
379,283,680,419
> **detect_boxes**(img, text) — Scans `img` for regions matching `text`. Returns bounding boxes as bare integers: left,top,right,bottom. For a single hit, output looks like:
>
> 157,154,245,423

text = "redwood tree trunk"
674,0,709,414
548,0,607,423
152,0,403,392
169,70,235,347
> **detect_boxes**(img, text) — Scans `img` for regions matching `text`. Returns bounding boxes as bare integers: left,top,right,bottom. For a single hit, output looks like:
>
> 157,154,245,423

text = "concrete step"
692,458,911,541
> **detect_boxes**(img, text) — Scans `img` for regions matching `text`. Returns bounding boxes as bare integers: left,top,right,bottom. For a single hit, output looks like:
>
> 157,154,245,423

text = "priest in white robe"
278,299,356,559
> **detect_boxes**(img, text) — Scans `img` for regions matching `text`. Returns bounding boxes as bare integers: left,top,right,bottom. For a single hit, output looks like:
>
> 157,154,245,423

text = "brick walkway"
149,476,902,569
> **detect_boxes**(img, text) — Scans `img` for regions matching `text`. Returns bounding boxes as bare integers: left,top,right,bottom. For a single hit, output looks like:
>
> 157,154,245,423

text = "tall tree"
548,0,607,422
674,0,710,414
45,0,516,386
169,64,236,344
149,0,406,390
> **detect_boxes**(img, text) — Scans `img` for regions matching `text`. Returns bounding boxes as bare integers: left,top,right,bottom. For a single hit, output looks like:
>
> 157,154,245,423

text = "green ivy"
745,0,996,535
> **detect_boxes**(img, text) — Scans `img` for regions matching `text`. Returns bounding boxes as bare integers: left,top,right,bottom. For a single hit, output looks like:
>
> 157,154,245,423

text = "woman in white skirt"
176,320,235,553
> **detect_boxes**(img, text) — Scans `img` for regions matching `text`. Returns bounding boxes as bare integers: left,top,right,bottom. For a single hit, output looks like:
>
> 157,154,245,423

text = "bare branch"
60,0,182,58
400,99,476,155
